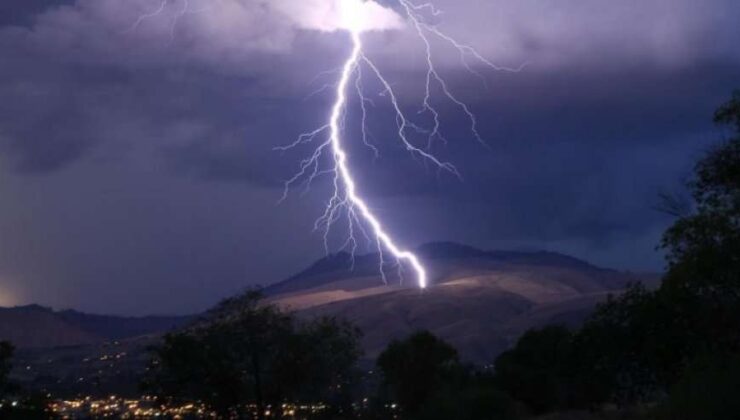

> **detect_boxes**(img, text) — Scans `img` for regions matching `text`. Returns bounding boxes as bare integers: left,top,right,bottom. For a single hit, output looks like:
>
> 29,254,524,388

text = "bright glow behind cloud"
274,0,405,33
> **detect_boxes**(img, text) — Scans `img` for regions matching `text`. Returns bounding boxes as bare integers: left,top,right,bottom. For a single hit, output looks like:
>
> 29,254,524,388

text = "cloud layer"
274,0,404,33
0,0,738,314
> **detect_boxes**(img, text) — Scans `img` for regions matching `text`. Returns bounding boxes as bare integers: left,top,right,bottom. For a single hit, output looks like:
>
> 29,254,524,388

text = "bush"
656,353,740,420
377,330,459,415
144,290,362,417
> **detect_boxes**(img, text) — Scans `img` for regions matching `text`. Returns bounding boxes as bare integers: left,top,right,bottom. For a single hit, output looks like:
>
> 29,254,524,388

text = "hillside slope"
0,305,191,349
0,305,100,348
8,243,657,395
266,242,654,363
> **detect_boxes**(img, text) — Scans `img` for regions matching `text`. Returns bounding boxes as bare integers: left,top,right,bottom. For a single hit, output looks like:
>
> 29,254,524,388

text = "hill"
0,305,100,349
0,305,191,349
264,242,656,362
263,242,612,296
7,242,657,395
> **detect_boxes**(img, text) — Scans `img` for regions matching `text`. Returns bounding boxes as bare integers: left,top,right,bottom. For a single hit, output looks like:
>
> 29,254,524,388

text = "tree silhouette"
0,341,13,398
657,353,740,420
492,91,740,415
660,90,740,357
144,290,361,419
493,326,576,414
377,330,459,415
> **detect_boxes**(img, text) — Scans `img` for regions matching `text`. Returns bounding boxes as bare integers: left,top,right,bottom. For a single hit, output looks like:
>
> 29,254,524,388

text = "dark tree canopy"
662,90,740,290
660,90,740,354
376,330,459,415
0,341,13,397
493,326,575,414
576,92,740,403
491,91,740,416
657,353,740,420
713,90,740,131
572,284,669,402
414,383,523,420
377,330,523,420
143,290,362,418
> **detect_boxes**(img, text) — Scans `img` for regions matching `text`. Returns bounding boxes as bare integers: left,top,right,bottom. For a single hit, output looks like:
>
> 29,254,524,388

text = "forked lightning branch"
280,0,519,289
131,0,518,290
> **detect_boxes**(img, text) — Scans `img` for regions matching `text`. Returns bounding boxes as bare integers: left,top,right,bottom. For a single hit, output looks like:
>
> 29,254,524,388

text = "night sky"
0,0,738,315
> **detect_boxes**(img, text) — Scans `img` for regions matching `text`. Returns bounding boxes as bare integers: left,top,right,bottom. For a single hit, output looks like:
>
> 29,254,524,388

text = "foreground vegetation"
1,92,739,419
488,91,740,419
143,290,362,418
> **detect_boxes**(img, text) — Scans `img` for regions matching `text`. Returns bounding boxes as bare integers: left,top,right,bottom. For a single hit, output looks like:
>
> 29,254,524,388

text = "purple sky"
0,0,739,315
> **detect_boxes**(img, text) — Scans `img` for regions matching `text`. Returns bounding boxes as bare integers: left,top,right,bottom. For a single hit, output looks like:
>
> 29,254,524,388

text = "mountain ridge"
260,242,655,362
264,241,620,297
6,242,658,395
0,304,192,349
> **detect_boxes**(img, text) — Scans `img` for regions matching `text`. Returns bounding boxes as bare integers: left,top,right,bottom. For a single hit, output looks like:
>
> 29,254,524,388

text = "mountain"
264,241,621,296
7,242,658,396
55,310,193,341
2,306,191,397
0,305,192,349
264,242,657,363
0,305,100,349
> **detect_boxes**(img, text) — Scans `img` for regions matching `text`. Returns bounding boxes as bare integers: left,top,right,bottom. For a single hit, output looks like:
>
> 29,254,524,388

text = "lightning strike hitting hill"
279,0,519,289
130,0,515,289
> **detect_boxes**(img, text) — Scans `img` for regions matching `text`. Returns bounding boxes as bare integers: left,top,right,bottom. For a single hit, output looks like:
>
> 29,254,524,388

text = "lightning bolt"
279,0,521,289
126,0,214,40
128,0,520,290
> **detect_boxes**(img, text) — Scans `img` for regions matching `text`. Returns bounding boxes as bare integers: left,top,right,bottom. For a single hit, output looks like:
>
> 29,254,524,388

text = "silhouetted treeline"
0,340,13,397
372,331,524,420
0,341,50,418
143,290,362,419
488,91,740,419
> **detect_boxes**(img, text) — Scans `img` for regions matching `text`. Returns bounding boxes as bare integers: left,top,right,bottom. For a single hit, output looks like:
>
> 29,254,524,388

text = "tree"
376,330,459,415
0,341,13,398
143,290,362,418
487,91,740,415
577,91,740,405
656,353,740,420
662,91,740,306
414,383,523,420
659,90,740,351
269,315,362,416
493,289,680,413
0,393,52,420
493,326,576,414
713,90,740,131
571,284,669,404
648,89,740,418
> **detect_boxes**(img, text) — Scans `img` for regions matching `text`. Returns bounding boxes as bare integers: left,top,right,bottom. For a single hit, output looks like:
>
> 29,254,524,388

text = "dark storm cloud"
0,0,739,314
0,0,74,27
327,61,740,253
